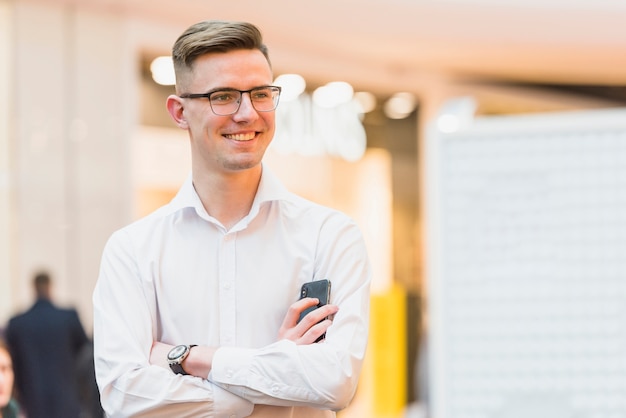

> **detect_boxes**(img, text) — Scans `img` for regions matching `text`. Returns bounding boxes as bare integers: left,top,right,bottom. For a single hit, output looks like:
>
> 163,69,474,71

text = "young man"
93,20,371,417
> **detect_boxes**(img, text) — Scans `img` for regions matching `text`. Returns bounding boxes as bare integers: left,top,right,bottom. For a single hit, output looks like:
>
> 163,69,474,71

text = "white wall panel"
426,106,626,418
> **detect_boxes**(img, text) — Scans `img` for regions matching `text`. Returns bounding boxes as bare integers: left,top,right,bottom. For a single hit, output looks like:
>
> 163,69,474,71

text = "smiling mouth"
224,132,256,141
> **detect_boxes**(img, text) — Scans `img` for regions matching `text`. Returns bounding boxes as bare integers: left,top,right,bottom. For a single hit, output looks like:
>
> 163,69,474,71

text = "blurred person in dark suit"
5,271,89,418
76,340,104,418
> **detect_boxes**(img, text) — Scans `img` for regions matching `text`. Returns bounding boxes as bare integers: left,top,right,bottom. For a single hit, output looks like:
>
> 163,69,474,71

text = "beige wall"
0,0,15,325
2,1,136,333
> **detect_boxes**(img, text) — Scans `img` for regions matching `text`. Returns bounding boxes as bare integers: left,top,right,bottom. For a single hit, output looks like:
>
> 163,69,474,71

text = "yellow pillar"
370,284,407,417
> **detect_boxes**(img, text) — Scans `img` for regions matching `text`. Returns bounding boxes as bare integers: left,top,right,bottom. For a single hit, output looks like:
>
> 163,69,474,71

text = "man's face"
0,348,14,407
175,49,276,175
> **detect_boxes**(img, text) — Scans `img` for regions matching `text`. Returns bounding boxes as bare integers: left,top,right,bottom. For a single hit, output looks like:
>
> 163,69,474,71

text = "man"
93,20,371,417
6,271,89,418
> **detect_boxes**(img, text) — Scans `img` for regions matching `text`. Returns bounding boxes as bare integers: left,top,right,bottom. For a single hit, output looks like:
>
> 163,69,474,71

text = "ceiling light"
150,56,175,86
274,74,306,102
384,92,417,119
313,81,354,108
354,91,377,114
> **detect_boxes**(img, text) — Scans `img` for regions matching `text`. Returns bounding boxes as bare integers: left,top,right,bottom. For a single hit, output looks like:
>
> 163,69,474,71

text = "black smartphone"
297,279,332,324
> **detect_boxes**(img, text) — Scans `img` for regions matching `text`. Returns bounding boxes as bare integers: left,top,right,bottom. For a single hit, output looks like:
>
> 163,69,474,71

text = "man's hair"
172,20,270,90
0,338,10,356
33,271,51,298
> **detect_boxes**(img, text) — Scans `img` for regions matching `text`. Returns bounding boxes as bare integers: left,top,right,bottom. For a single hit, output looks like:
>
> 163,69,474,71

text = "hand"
277,297,339,344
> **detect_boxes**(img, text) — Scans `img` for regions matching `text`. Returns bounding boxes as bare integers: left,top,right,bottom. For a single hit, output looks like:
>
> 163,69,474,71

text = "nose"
232,92,259,120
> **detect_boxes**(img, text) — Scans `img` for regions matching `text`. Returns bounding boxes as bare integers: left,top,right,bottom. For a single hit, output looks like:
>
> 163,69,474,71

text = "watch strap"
169,362,187,375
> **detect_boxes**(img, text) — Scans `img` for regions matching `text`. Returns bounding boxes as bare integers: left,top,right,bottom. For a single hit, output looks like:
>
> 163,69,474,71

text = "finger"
277,298,320,340
301,319,333,344
295,305,339,345
298,304,339,328
281,297,320,328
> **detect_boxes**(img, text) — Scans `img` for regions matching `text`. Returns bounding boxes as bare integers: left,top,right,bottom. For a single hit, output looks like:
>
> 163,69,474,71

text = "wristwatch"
167,344,197,375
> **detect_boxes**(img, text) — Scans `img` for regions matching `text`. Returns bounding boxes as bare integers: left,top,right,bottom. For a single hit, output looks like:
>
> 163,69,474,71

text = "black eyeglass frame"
179,86,282,116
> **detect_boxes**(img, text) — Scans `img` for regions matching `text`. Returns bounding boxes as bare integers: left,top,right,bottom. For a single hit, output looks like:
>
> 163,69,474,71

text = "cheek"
0,371,12,388
190,116,221,141
263,113,276,133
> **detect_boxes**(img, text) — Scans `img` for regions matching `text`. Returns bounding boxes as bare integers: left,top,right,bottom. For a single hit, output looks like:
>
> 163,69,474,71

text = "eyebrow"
200,84,274,95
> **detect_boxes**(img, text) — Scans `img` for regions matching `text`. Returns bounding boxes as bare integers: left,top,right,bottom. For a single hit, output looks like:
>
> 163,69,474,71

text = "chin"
223,158,262,172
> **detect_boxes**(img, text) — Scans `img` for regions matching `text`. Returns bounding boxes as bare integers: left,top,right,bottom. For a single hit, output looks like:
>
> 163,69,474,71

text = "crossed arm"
149,297,339,376
94,217,371,417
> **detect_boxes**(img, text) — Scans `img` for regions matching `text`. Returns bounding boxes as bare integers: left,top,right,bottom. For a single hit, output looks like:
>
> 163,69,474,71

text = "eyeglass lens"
210,87,280,115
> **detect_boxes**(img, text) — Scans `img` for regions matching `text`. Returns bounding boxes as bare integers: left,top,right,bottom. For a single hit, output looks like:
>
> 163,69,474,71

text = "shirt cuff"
211,346,256,388
211,380,254,418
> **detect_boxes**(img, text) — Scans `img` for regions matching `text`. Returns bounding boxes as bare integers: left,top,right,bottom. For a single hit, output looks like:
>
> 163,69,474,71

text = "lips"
224,132,256,141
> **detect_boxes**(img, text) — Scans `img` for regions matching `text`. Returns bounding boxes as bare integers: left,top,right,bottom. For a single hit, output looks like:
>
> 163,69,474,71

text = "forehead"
0,349,11,367
188,49,273,90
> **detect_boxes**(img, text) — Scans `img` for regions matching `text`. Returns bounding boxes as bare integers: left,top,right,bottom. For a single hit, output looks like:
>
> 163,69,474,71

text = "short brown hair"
33,271,51,298
172,20,270,89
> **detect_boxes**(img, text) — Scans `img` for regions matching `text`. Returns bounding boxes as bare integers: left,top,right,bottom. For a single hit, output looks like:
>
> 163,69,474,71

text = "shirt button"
271,385,280,394
226,369,233,379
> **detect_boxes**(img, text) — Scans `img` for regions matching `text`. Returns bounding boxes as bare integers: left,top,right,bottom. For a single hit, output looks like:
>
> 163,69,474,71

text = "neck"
193,165,262,230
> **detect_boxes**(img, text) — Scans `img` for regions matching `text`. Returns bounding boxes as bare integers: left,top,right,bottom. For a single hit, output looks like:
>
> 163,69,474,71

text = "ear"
166,95,189,129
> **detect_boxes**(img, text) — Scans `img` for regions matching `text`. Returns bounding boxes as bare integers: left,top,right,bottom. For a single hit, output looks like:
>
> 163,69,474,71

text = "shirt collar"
166,165,293,224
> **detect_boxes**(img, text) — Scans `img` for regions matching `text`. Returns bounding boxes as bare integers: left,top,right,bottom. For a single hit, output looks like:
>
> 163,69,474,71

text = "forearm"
96,329,253,417
209,339,364,410
95,322,253,417
148,309,366,411
99,368,246,418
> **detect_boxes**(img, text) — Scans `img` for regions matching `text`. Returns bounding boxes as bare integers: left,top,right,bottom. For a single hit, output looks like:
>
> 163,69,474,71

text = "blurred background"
1,0,626,417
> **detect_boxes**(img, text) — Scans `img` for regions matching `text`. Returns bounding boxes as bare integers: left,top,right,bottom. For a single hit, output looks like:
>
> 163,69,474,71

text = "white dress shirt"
93,167,371,418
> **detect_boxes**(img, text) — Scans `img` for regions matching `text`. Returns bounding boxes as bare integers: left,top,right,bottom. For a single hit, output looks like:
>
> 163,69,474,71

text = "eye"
211,91,238,103
251,88,272,100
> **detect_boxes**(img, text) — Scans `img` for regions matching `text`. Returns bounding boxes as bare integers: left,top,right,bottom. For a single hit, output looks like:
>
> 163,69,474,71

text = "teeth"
225,132,255,141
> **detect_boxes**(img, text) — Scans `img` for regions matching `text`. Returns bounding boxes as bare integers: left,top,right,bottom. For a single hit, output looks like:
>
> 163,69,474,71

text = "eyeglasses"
180,86,282,116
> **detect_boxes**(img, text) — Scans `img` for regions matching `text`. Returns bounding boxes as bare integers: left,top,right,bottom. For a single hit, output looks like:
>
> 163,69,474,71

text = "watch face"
167,345,188,361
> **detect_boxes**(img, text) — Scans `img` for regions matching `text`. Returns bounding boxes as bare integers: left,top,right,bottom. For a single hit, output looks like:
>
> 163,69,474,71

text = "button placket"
218,233,237,346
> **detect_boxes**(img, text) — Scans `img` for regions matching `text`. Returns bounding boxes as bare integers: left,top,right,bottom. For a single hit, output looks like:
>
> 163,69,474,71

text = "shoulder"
286,194,358,226
104,177,198,246
104,203,183,250
0,398,21,418
7,308,30,328
272,196,366,253
57,306,81,318
7,313,23,326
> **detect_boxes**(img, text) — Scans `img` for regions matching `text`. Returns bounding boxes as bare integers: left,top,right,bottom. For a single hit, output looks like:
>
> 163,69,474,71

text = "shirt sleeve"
210,215,371,410
93,229,254,418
